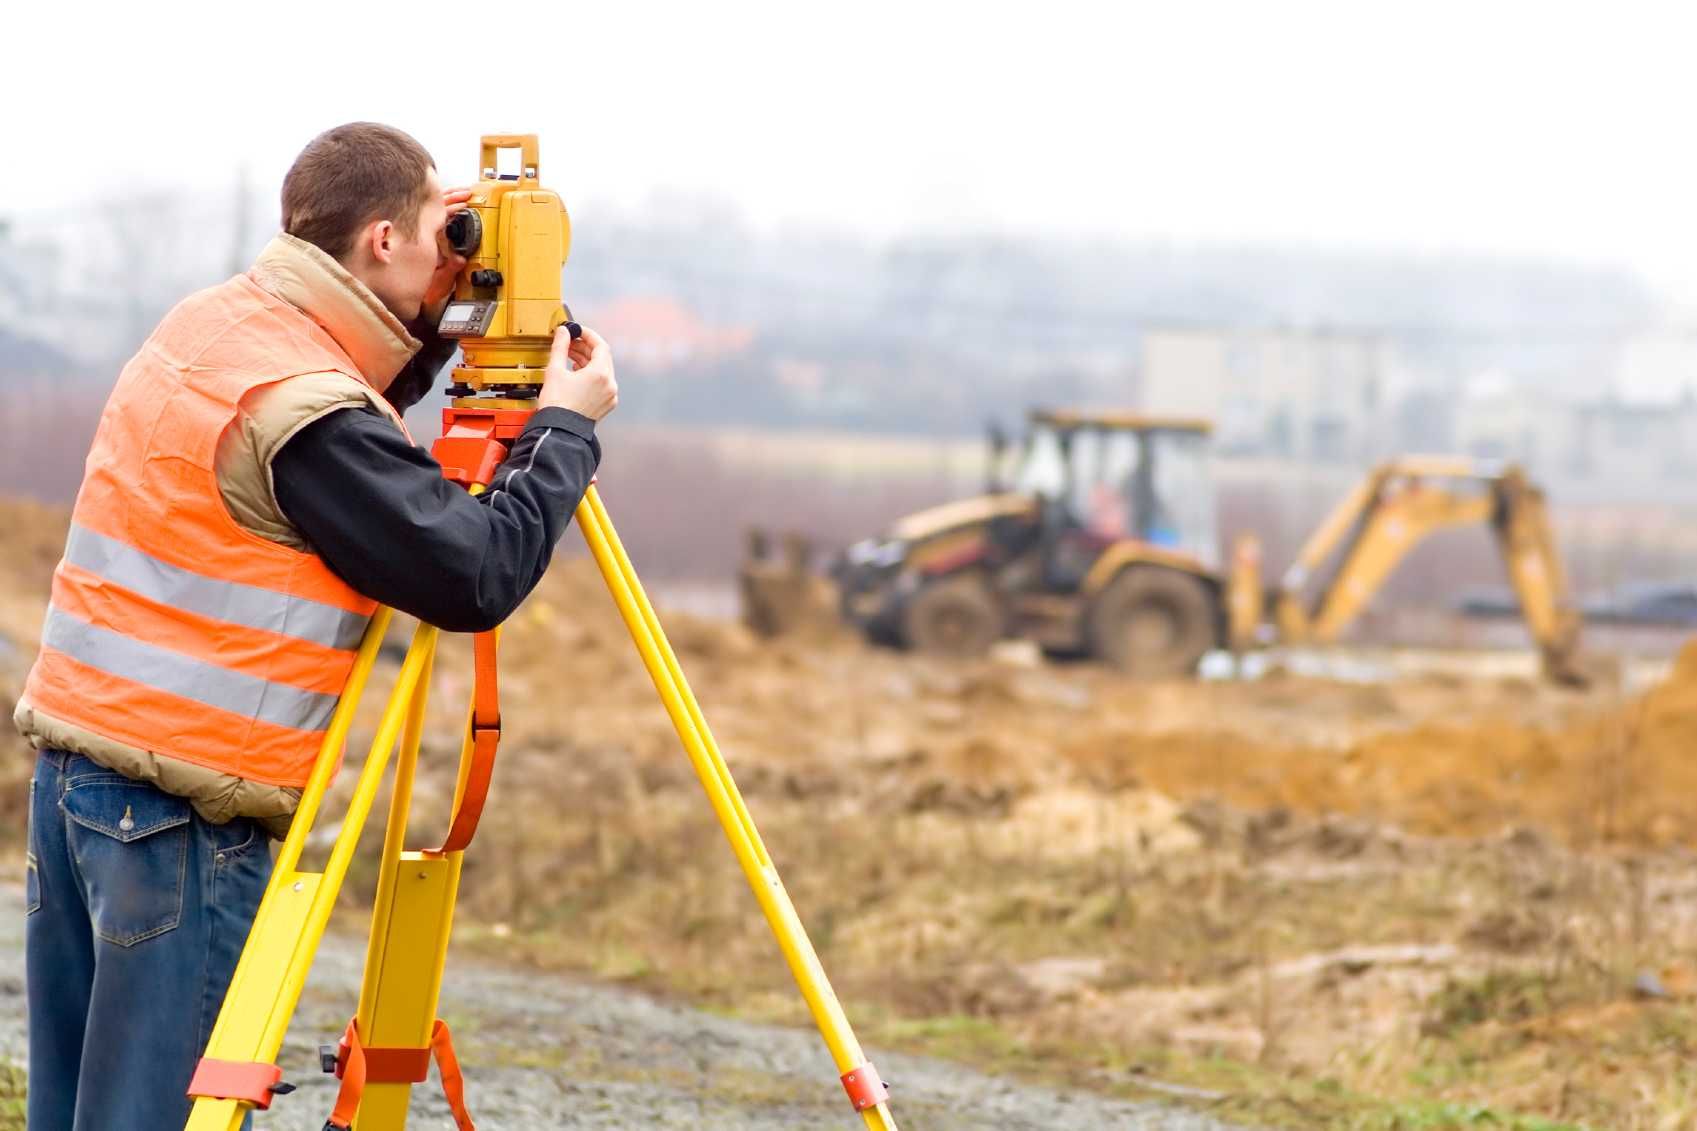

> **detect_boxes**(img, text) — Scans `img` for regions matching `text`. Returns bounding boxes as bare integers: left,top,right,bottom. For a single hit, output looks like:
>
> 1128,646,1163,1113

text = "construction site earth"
6,493,1697,1130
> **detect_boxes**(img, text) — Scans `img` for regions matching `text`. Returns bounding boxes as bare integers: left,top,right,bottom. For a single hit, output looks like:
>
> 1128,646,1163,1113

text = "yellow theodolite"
183,135,899,1131
437,134,574,391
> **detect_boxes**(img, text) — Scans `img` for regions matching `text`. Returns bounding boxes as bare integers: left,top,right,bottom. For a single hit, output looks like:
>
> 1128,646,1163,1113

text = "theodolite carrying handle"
480,134,540,182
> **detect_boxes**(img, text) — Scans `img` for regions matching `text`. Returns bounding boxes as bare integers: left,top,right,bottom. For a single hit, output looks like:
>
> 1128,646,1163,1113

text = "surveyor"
12,122,618,1130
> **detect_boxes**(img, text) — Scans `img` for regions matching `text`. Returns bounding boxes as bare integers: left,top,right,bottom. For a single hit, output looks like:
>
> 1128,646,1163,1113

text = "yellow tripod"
183,480,899,1129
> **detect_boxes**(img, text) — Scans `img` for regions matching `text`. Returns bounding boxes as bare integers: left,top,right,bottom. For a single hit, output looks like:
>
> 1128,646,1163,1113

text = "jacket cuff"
525,407,597,444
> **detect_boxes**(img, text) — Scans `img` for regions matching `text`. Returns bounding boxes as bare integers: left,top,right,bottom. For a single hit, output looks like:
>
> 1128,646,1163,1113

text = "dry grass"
10,492,1697,1127
448,774,1696,1128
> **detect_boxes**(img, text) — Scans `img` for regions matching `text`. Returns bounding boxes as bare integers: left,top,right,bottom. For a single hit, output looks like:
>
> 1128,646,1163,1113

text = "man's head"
282,123,448,322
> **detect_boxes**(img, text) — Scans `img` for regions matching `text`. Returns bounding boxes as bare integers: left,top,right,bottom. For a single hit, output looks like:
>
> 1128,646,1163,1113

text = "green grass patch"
0,1061,25,1131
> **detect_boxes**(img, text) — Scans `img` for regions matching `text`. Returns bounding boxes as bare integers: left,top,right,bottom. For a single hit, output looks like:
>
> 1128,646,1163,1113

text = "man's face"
362,168,448,322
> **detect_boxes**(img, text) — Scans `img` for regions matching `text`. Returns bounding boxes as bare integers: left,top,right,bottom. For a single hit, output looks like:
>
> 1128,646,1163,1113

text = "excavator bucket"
1538,620,1590,688
738,527,841,639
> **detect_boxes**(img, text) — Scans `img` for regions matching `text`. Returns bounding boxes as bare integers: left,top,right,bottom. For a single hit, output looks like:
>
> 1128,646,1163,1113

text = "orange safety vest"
24,272,407,788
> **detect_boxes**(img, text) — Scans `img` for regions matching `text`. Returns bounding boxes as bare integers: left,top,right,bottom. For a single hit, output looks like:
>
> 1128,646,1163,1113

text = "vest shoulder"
246,372,388,455
152,276,354,379
216,372,391,550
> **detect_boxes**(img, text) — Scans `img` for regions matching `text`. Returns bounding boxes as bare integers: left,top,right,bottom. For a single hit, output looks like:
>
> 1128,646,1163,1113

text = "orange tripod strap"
326,1018,475,1130
431,629,500,855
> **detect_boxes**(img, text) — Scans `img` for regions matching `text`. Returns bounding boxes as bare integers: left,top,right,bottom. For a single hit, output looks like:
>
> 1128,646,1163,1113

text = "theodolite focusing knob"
470,269,503,288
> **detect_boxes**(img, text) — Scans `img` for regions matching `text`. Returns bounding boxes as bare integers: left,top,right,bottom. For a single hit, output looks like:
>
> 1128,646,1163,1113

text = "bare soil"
7,495,1697,1128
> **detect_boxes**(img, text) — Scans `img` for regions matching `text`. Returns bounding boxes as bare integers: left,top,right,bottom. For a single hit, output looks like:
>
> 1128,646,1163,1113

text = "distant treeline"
566,201,1655,433
1,191,1659,437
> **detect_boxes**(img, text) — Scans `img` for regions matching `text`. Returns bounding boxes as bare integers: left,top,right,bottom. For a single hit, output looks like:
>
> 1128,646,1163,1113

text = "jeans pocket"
210,816,263,861
62,779,191,947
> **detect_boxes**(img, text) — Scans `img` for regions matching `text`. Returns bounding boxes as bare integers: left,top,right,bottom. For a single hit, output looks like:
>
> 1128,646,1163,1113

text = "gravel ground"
0,885,1245,1130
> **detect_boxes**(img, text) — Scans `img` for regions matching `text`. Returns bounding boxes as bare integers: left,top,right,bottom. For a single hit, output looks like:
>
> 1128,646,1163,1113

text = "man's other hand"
540,325,618,420
422,188,475,322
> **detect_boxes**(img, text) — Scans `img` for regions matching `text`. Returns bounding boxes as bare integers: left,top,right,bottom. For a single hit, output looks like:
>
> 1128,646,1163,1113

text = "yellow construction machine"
815,409,1585,683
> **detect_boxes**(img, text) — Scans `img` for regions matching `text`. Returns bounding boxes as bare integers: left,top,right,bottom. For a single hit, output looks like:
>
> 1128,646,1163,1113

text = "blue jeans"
25,749,272,1131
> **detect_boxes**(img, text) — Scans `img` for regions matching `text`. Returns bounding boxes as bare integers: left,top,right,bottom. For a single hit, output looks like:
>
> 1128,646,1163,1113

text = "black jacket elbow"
445,605,511,635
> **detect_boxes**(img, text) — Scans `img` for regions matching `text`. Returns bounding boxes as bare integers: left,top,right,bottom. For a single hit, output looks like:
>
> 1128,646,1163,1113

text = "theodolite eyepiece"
444,209,482,258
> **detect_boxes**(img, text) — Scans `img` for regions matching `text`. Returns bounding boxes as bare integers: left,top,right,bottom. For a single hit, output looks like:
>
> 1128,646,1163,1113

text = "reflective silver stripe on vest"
42,606,340,733
64,523,369,651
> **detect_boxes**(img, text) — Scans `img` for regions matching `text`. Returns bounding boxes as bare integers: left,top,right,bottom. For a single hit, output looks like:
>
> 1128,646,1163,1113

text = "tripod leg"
576,486,899,1130
185,618,439,1131
345,646,469,1130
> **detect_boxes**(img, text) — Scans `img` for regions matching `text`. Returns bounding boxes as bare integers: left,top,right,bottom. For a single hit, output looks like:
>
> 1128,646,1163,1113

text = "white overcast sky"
9,0,1697,302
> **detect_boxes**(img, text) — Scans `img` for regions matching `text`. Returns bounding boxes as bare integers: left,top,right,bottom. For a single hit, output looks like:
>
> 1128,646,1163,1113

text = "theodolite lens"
445,210,482,257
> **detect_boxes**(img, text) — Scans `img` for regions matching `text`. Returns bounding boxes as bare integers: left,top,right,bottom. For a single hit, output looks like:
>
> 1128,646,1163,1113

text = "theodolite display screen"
438,300,498,338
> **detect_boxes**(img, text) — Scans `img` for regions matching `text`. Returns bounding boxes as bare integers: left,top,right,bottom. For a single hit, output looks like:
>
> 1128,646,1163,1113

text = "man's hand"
423,188,475,322
540,325,618,420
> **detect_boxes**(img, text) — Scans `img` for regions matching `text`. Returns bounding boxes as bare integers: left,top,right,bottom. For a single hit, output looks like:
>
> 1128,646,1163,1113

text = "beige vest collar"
248,234,420,392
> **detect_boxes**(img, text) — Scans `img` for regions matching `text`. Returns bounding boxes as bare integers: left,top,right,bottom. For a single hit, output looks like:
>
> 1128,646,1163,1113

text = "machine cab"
1010,410,1220,575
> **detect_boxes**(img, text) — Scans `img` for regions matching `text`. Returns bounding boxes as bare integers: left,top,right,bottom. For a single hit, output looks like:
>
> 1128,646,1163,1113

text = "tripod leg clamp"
841,1062,890,1111
186,1058,285,1110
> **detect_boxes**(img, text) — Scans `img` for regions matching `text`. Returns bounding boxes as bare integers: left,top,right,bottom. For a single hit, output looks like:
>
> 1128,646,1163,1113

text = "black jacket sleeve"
383,316,462,413
271,404,600,632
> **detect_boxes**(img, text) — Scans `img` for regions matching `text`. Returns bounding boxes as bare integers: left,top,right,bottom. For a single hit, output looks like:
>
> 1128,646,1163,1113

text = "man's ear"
369,219,396,265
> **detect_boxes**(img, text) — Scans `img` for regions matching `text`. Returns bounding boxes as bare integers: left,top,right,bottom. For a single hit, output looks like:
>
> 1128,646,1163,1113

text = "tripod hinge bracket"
841,1062,890,1111
186,1057,285,1110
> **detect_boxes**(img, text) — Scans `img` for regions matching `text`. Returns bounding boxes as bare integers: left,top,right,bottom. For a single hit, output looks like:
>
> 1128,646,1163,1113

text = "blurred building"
1568,400,1697,482
1613,333,1697,405
1563,335,1697,483
1138,326,1388,463
1447,337,1697,492
589,295,754,371
1450,370,1580,476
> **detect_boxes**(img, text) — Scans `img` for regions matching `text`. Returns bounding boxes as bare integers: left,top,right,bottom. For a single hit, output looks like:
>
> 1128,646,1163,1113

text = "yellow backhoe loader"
789,409,1584,683
1254,455,1584,683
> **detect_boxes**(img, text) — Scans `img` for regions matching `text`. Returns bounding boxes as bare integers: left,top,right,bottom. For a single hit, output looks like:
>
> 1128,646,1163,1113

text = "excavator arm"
1492,467,1586,685
1269,458,1586,685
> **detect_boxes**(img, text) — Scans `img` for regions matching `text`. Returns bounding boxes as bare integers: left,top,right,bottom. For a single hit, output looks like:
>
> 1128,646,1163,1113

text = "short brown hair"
282,123,435,261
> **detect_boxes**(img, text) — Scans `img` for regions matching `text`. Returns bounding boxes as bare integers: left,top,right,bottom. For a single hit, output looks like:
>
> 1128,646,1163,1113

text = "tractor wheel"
1088,568,1216,678
902,574,1003,659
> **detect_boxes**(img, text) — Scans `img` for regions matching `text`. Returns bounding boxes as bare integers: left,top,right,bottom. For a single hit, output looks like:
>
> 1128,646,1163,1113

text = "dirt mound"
1365,641,1697,847
1058,639,1697,849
